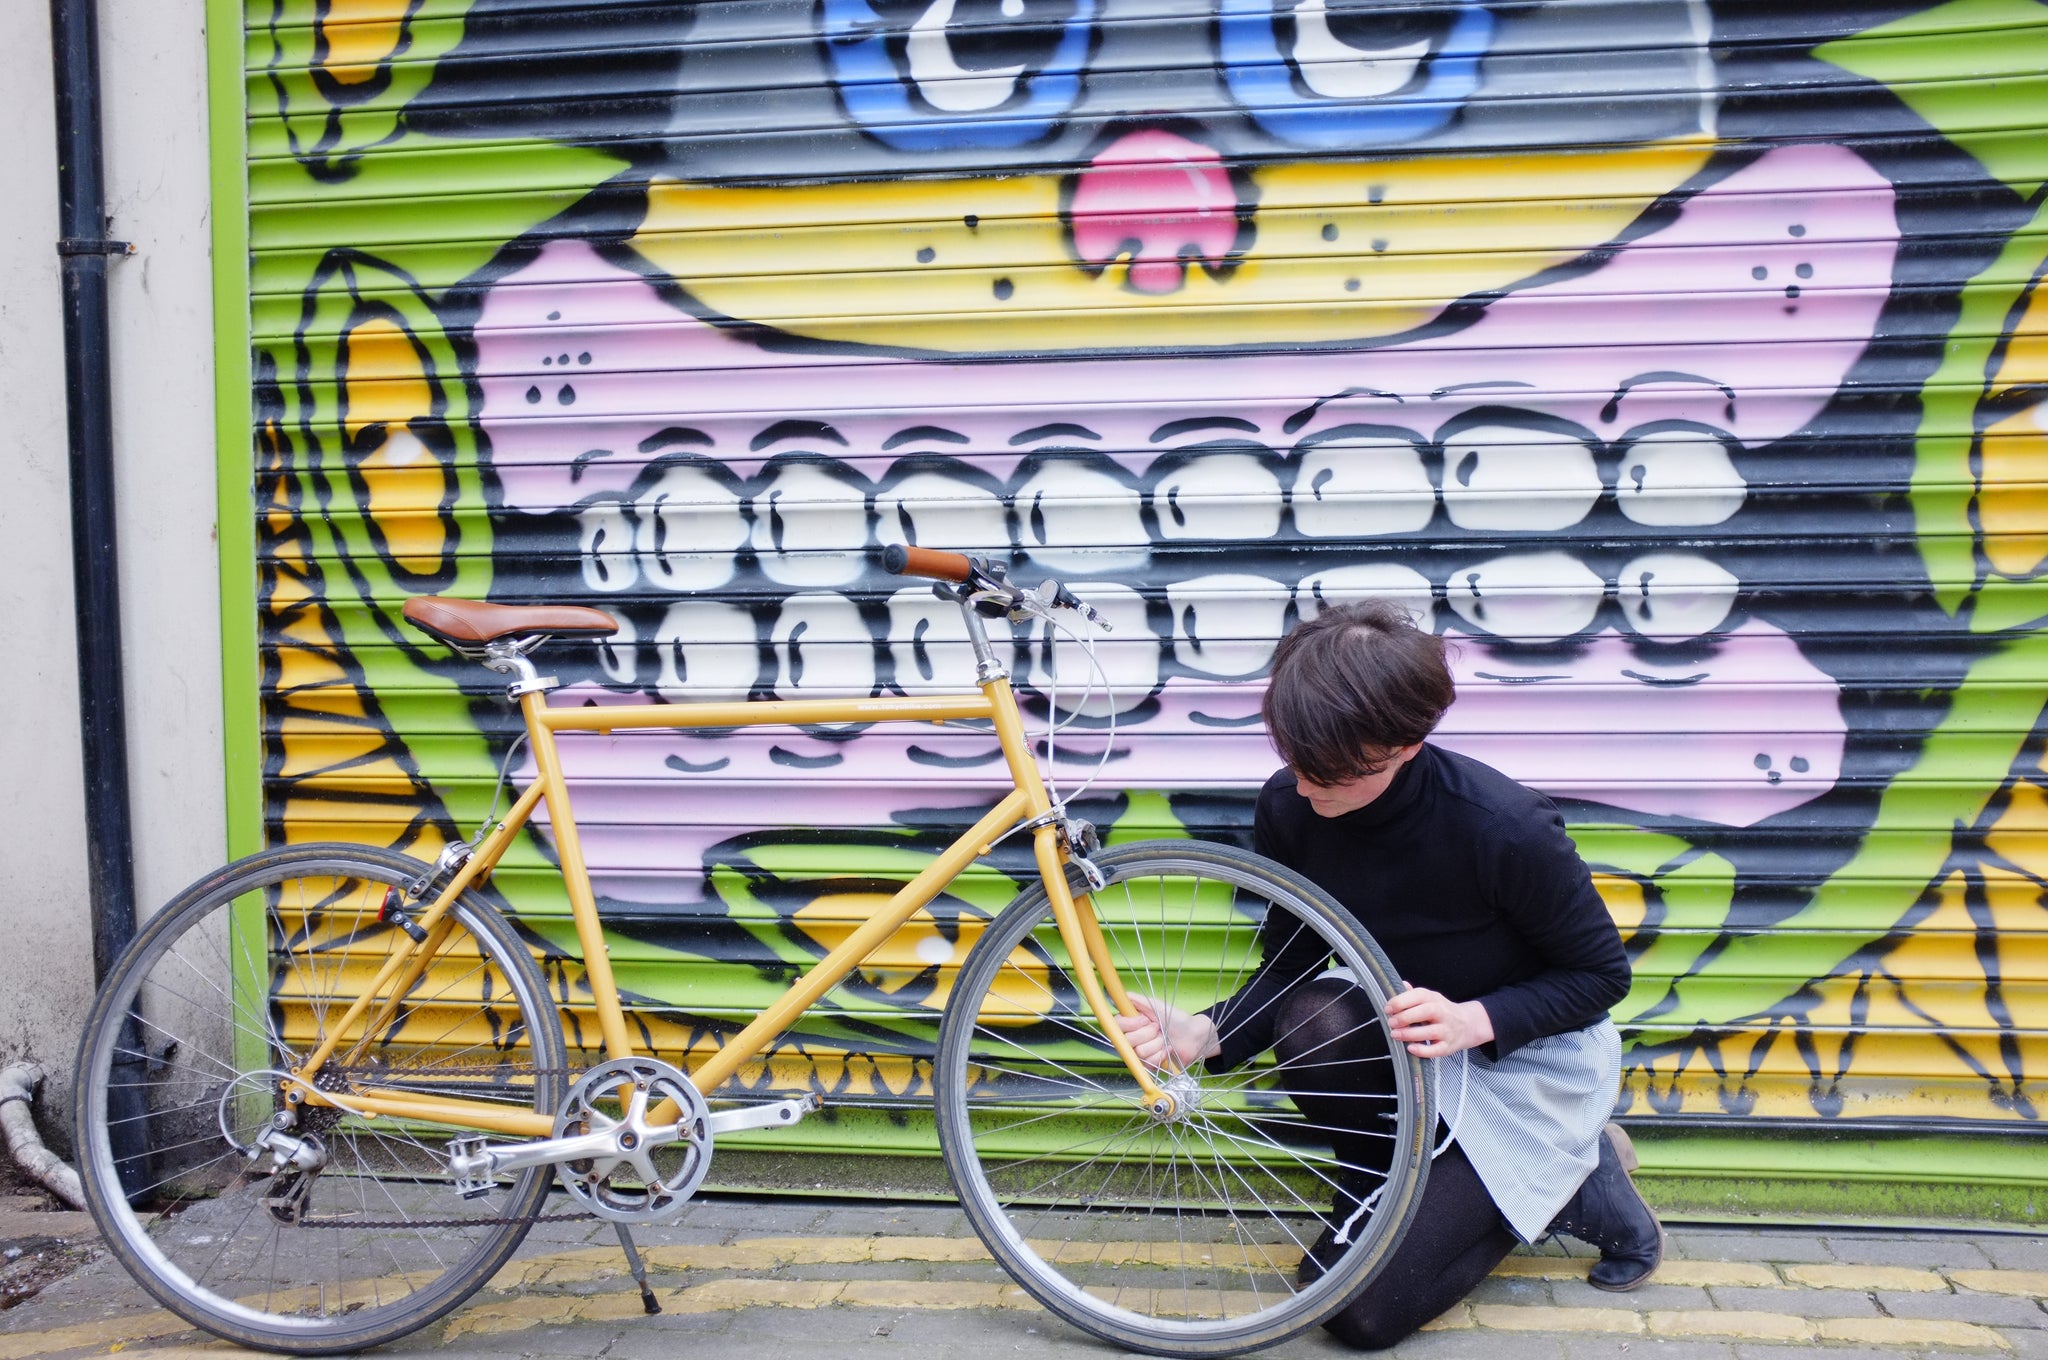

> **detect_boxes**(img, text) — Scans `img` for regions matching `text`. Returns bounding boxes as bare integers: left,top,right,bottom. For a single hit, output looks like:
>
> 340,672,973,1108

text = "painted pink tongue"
1069,130,1237,295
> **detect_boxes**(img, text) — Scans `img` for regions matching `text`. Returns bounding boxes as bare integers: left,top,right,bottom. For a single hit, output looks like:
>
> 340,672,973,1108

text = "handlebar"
881,544,974,583
879,546,1112,632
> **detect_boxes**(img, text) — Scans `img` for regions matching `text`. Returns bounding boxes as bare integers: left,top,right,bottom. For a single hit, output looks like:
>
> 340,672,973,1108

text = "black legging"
1273,979,1519,1351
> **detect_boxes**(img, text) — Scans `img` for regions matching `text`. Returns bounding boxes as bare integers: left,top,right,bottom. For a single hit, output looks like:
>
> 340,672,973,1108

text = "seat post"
481,638,559,699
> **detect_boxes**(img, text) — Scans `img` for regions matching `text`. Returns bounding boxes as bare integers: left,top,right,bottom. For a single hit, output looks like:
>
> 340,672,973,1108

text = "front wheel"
73,844,568,1355
934,840,1434,1357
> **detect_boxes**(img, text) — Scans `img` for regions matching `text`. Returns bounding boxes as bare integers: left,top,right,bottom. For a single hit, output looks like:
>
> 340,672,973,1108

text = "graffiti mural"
245,0,2048,1138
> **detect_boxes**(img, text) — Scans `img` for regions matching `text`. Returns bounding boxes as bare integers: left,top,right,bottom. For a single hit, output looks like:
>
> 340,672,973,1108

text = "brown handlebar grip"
881,544,974,582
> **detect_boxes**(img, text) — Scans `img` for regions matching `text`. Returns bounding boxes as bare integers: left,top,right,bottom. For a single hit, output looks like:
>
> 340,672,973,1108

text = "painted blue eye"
820,0,1096,151
1218,0,1493,149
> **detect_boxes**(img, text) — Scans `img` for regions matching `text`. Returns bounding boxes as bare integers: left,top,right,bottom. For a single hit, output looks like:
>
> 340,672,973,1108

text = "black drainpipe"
50,0,148,1187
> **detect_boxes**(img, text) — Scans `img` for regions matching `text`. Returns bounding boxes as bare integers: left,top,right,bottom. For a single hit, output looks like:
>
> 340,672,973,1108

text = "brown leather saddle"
402,595,618,651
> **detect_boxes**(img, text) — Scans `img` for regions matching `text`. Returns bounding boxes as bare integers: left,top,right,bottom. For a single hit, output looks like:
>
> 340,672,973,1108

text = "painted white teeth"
577,500,638,593
1441,425,1602,531
1295,563,1435,629
886,585,979,693
877,471,1007,552
598,610,638,686
1152,453,1282,540
1616,552,1739,639
653,600,758,702
1616,428,1748,526
1025,583,1156,715
1446,551,1604,642
1168,574,1288,677
751,459,870,588
1015,461,1148,570
771,592,876,701
635,463,745,592
1290,433,1434,537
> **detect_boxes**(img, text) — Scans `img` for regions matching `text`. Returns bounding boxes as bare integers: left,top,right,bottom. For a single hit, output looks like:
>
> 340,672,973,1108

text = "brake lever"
1038,579,1112,632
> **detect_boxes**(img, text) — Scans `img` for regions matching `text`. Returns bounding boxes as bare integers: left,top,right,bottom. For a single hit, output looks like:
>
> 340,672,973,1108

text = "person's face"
1294,745,1424,818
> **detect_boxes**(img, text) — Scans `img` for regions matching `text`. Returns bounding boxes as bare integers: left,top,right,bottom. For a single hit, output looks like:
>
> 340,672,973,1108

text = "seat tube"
522,690,637,1061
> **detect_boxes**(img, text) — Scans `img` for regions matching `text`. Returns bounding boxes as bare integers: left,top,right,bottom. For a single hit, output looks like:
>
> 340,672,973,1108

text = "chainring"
553,1056,711,1223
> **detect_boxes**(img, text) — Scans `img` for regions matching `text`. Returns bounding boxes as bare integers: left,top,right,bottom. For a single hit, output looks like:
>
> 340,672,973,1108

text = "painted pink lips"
1068,130,1240,295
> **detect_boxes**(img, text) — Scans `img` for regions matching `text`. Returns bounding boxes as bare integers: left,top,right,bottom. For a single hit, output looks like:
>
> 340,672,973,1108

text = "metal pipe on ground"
0,1065,85,1210
50,0,148,1194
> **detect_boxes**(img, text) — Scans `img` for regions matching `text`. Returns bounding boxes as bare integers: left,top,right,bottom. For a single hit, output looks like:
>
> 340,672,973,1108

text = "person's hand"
1114,993,1222,1070
1386,985,1493,1058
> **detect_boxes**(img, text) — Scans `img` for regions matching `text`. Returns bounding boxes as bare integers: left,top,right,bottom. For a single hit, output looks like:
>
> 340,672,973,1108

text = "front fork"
1029,817,1179,1117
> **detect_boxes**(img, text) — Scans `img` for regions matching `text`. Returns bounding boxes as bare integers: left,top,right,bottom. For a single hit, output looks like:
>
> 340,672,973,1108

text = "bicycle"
73,546,1435,1357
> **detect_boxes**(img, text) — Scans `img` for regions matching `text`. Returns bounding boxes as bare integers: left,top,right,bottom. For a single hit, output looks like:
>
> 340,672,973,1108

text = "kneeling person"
1117,601,1662,1349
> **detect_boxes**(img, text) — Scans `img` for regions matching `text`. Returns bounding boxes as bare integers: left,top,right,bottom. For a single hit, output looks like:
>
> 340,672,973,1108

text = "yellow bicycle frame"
291,672,1168,1137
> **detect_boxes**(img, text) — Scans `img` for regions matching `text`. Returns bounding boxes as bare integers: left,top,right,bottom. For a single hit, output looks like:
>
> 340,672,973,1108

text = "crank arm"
448,1122,680,1187
705,1094,819,1136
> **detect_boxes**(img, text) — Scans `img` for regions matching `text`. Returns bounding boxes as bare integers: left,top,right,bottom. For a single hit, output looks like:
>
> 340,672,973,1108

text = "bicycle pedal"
448,1135,496,1199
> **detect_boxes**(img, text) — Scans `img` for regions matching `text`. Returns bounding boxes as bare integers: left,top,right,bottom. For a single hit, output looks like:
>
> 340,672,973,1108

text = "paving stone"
1472,1303,1641,1334
1733,1347,1903,1360
1396,1326,1562,1359
1653,1262,1781,1289
1704,1284,1880,1318
1467,1273,1553,1305
1955,1269,2048,1299
1548,1279,1714,1311
1783,1262,1947,1291
1977,1239,2048,1273
1562,1338,1738,1360
1824,1235,1997,1269
1818,1315,2011,1349
1993,1326,2048,1360
1874,1289,2048,1328
1646,1309,1812,1342
1670,1234,1834,1265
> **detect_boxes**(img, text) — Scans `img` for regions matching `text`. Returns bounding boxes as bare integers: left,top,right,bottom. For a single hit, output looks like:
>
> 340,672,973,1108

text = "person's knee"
1273,977,1366,1063
1323,1299,1414,1351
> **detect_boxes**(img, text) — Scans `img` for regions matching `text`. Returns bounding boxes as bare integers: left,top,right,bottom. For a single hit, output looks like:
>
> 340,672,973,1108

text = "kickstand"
613,1222,662,1314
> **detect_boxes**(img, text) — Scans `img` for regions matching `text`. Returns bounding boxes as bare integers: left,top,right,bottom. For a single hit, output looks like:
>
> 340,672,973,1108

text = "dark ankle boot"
1547,1124,1662,1291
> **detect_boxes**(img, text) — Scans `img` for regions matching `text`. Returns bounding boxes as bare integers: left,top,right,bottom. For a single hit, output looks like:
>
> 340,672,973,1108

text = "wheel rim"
78,851,562,1342
940,849,1430,1349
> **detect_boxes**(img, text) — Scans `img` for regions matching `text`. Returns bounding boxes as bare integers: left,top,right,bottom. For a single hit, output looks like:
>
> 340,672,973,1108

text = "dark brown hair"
1261,600,1455,786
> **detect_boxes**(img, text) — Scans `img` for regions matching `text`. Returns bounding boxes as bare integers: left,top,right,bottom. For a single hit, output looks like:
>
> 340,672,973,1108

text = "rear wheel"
934,840,1434,1356
73,845,567,1354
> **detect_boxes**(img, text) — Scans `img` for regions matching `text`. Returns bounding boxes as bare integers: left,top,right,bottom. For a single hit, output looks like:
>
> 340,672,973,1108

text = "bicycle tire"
74,844,568,1354
934,840,1434,1357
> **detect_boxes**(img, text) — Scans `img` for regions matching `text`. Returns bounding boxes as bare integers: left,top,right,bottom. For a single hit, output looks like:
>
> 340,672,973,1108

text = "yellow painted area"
317,0,412,84
1988,779,2048,878
1993,274,2048,398
633,138,1713,353
1593,873,1649,942
339,317,447,576
1979,409,2048,577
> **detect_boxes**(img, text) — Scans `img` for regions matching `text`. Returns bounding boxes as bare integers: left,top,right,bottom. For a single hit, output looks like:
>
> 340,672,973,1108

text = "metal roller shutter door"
223,0,2048,1212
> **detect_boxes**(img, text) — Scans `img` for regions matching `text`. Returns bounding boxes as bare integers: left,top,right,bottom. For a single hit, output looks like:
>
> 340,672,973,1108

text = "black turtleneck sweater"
1207,743,1630,1070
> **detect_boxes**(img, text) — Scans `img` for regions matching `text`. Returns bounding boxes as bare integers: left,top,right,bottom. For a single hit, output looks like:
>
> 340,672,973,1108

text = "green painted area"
1819,0,2048,197
1632,1128,2048,1224
212,0,263,861
708,1126,2048,1225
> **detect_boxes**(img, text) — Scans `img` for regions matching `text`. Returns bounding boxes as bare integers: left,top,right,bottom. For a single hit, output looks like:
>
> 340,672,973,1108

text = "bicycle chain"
296,1063,595,1229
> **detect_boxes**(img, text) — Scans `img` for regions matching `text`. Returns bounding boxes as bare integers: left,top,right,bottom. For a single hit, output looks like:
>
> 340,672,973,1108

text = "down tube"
683,788,1034,1101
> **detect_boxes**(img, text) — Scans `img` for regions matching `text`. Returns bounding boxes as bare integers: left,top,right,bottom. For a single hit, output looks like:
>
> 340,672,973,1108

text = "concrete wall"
0,0,224,1139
